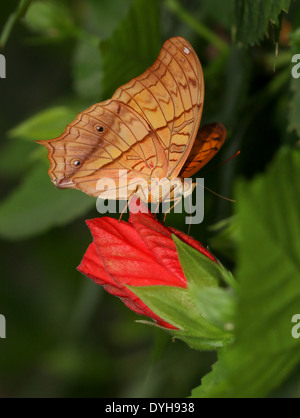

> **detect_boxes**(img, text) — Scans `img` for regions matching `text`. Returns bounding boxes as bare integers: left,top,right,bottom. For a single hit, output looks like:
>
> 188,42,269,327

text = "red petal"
128,196,216,264
78,242,176,329
86,217,184,288
129,209,188,286
77,242,115,286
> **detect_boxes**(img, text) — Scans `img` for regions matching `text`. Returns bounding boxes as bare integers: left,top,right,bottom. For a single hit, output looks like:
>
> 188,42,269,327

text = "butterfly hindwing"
180,123,226,178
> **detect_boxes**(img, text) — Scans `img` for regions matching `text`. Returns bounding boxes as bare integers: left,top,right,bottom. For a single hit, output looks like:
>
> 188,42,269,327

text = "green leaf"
72,0,135,101
208,217,240,261
100,0,162,98
24,0,78,40
72,39,102,100
0,138,36,178
192,148,300,398
234,0,292,46
289,29,300,139
289,79,300,139
9,106,82,142
202,0,234,30
190,350,228,398
84,0,134,39
0,163,94,240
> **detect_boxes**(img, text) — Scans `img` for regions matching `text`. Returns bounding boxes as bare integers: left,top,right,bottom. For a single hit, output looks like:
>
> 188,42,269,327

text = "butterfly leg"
118,184,148,221
187,192,192,235
156,184,176,222
162,194,182,223
118,190,137,222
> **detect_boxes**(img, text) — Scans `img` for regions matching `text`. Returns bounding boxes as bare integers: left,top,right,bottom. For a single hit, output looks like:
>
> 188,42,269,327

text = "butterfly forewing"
112,37,204,178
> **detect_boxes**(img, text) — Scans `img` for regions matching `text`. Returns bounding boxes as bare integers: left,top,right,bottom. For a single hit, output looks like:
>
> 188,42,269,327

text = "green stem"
165,0,230,54
0,0,34,48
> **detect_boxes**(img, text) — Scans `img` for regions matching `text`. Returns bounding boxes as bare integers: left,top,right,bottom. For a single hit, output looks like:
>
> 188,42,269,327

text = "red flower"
77,199,216,329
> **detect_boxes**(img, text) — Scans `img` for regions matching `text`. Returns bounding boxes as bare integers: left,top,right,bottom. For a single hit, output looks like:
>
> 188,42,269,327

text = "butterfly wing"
112,36,204,178
38,37,204,199
37,100,168,198
180,123,226,178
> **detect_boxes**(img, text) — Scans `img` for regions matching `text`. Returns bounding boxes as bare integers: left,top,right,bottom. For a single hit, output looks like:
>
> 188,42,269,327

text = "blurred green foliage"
193,149,300,398
0,0,300,398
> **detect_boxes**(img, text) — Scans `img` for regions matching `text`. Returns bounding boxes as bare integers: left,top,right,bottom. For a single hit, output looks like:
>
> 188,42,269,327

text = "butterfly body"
37,37,226,202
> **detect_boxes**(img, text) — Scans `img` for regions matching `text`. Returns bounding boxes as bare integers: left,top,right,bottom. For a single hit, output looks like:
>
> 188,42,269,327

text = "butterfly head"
36,124,104,190
36,136,79,188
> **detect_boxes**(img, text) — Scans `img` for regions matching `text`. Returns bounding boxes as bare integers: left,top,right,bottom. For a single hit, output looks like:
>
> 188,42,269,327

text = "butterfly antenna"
155,202,160,215
202,150,240,176
203,184,236,203
163,196,182,223
119,199,130,222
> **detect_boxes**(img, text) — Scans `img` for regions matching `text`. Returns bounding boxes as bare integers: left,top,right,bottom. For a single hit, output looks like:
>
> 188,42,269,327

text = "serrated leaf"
192,148,300,398
100,0,161,98
190,350,228,398
234,0,292,46
0,163,94,240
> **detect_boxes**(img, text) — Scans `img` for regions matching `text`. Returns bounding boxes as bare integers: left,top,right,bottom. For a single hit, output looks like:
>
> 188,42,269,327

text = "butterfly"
37,37,226,203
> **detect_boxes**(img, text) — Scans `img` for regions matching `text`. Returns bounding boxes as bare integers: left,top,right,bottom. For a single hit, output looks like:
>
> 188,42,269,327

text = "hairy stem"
0,0,34,48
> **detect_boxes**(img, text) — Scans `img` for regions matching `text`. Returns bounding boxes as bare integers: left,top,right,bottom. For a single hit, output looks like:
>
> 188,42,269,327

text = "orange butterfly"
37,37,226,202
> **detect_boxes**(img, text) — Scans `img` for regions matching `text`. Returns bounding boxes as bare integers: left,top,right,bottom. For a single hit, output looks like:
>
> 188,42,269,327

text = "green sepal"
127,283,234,351
173,234,237,290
